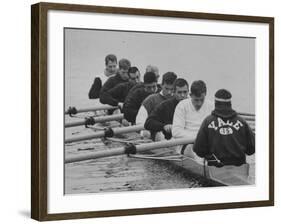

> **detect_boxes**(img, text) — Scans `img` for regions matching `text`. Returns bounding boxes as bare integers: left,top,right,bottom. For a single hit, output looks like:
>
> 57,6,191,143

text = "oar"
65,138,194,164
241,116,255,122
65,114,124,128
65,105,118,116
65,124,144,144
238,112,255,117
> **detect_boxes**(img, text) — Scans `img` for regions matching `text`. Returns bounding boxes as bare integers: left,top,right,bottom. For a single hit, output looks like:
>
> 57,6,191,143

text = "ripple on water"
65,134,208,194
65,115,254,195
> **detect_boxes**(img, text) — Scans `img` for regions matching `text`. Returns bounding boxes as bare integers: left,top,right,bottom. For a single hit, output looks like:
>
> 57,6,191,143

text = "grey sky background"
65,28,255,113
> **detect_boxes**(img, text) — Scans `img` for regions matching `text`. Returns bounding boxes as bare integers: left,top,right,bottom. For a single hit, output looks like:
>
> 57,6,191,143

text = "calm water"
64,29,255,194
65,119,208,194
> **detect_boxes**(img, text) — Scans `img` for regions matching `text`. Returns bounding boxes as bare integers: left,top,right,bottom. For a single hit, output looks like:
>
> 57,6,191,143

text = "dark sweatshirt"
100,81,136,106
122,87,151,124
144,97,179,140
142,93,167,115
99,73,128,104
88,77,102,99
193,108,255,166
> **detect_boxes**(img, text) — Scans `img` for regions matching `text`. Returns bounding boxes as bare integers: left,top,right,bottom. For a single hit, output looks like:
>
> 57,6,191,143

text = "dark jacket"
88,77,102,99
193,108,255,166
99,73,128,104
122,86,151,123
142,93,167,116
101,81,136,106
144,97,179,139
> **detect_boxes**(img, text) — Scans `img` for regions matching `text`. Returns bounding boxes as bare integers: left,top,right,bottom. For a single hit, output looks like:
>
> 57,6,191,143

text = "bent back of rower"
88,54,117,99
193,89,255,167
172,80,213,139
136,72,177,126
122,72,158,124
99,58,131,102
100,66,141,107
144,78,189,140
172,80,213,159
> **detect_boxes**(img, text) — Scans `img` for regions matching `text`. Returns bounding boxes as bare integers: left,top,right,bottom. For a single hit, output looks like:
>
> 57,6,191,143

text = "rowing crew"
88,54,255,167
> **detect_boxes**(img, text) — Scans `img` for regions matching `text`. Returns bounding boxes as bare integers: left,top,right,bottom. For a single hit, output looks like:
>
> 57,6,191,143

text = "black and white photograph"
64,28,256,194
29,2,274,221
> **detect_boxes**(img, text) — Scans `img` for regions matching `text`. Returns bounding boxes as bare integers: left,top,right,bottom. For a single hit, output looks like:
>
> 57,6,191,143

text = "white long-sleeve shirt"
135,91,166,125
172,98,213,139
135,105,148,125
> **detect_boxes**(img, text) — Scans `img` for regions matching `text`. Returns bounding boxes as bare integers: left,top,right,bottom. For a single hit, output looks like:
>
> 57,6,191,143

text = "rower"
172,80,213,158
99,58,131,104
88,54,117,99
122,72,158,124
193,89,255,167
99,66,141,108
144,78,189,141
136,72,177,137
145,65,162,92
99,58,131,114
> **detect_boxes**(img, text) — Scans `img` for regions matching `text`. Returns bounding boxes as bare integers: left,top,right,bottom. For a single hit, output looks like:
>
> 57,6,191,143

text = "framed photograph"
31,2,274,221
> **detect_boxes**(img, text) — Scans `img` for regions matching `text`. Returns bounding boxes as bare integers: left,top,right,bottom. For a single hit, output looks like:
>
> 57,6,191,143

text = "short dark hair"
215,89,232,108
143,72,157,84
215,89,232,100
190,80,207,97
119,58,131,70
128,66,139,74
174,78,189,90
162,72,177,85
105,54,117,65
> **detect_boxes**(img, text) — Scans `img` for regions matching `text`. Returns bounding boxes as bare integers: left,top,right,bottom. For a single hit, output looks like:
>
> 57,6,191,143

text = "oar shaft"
65,105,118,115
65,132,104,144
77,105,118,113
112,124,144,135
242,116,255,121
65,114,124,128
65,124,144,143
238,112,255,117
65,138,194,163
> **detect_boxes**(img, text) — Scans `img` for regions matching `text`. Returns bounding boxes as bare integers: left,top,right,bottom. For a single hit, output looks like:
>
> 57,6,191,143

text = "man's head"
161,72,177,98
146,65,160,82
143,72,158,94
173,78,189,101
128,67,140,84
190,80,207,111
118,58,131,80
214,89,232,109
105,54,117,75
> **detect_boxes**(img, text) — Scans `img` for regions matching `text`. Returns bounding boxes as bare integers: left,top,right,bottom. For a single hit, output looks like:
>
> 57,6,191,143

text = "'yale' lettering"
208,121,218,130
208,118,244,131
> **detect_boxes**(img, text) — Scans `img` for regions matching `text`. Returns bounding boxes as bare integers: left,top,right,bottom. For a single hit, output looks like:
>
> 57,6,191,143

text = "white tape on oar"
65,137,195,164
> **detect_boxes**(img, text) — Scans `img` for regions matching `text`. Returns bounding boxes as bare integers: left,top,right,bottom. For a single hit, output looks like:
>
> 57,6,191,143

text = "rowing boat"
65,106,255,187
113,130,254,186
65,123,255,187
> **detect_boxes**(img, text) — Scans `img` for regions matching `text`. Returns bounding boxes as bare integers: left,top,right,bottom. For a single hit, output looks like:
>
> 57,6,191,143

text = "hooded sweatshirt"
193,105,255,166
